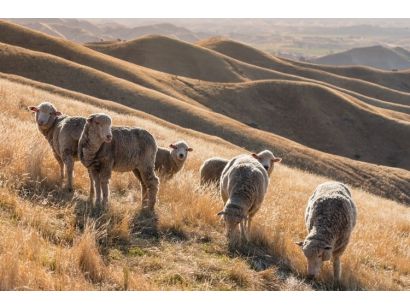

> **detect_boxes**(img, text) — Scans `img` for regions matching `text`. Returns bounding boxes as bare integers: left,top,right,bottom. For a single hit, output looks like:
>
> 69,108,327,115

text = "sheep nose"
179,154,184,158
106,135,112,140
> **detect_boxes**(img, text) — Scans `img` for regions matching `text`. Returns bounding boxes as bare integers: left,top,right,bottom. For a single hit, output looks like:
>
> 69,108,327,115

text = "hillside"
0,77,408,291
3,20,410,113
1,41,410,204
312,45,410,70
278,56,410,93
197,38,410,106
184,79,410,168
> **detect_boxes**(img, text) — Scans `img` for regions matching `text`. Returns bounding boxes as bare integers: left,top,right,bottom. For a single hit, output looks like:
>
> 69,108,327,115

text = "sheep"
154,141,193,179
78,113,159,213
28,102,86,193
251,150,281,176
218,152,282,242
199,157,228,186
295,181,357,281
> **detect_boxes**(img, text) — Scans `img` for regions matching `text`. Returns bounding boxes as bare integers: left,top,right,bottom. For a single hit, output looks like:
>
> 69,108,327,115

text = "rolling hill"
0,19,409,291
312,45,410,70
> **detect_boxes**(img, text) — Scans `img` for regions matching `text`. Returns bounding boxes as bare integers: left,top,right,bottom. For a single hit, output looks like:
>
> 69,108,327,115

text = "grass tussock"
0,79,408,290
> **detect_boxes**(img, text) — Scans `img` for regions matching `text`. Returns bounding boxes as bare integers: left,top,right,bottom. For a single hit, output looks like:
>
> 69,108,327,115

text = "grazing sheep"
296,181,357,281
218,152,282,242
28,102,86,192
78,113,159,212
154,141,193,179
251,150,281,176
199,157,228,186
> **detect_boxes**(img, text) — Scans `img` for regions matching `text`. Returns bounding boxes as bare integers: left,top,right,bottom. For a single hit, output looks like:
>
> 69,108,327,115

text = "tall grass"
0,79,408,290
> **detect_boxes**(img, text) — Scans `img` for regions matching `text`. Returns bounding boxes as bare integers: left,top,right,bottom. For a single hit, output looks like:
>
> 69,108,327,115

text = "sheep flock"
29,101,357,283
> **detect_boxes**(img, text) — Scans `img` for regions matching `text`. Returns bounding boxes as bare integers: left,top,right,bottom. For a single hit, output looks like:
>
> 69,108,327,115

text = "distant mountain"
312,45,410,70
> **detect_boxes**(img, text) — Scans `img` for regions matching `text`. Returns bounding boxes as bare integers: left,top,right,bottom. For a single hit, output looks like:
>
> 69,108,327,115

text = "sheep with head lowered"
28,102,86,193
296,181,357,282
78,113,159,214
199,157,228,186
154,141,193,180
218,150,282,242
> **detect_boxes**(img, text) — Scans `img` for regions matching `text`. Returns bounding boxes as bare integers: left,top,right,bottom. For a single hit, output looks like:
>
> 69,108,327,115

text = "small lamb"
218,152,282,242
29,102,86,192
199,157,228,186
78,113,159,213
296,181,357,281
154,141,193,179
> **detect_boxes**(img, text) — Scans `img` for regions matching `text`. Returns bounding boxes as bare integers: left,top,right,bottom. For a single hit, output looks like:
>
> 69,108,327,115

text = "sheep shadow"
131,207,159,239
227,235,364,290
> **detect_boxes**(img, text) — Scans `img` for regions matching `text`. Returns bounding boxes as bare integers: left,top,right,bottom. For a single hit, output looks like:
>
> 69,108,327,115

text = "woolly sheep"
154,141,193,179
218,152,282,242
296,181,357,281
251,150,281,176
199,157,228,186
78,113,159,213
28,102,86,192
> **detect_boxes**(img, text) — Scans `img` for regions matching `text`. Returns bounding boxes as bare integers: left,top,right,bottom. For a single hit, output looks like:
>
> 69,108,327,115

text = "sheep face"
296,239,333,279
29,102,61,129
217,210,243,240
87,113,113,143
252,150,281,176
169,141,193,162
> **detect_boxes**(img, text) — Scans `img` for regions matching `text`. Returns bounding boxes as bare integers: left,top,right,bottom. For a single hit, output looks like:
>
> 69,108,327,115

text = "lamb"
78,113,159,213
218,152,282,242
296,181,357,281
154,141,193,179
28,102,86,192
199,157,228,186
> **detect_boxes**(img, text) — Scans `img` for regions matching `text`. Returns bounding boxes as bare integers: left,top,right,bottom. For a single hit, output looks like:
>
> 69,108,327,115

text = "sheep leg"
247,215,253,234
88,170,95,203
92,171,102,207
101,179,110,211
240,220,249,242
333,256,342,282
132,169,147,205
62,152,74,193
138,166,159,209
53,153,64,187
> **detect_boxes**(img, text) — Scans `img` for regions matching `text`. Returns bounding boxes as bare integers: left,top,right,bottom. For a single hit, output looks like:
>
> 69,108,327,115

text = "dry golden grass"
0,78,408,291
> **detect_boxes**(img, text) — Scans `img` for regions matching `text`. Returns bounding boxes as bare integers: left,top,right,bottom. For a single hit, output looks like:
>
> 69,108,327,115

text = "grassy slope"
182,79,410,169
1,69,409,205
0,78,408,290
197,38,410,108
3,20,410,118
279,56,410,92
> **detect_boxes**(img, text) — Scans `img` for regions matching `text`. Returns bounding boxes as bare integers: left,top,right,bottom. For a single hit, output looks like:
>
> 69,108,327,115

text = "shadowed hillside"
197,38,410,106
278,56,410,93
312,45,410,70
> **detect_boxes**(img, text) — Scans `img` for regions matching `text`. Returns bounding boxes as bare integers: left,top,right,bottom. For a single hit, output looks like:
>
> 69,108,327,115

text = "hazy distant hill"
312,45,410,70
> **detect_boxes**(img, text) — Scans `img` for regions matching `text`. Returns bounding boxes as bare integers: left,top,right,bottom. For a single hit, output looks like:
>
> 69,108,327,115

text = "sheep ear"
54,111,62,116
217,211,225,216
252,153,259,159
28,106,39,113
169,144,177,149
272,157,282,163
87,115,94,123
187,147,193,152
295,241,304,247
